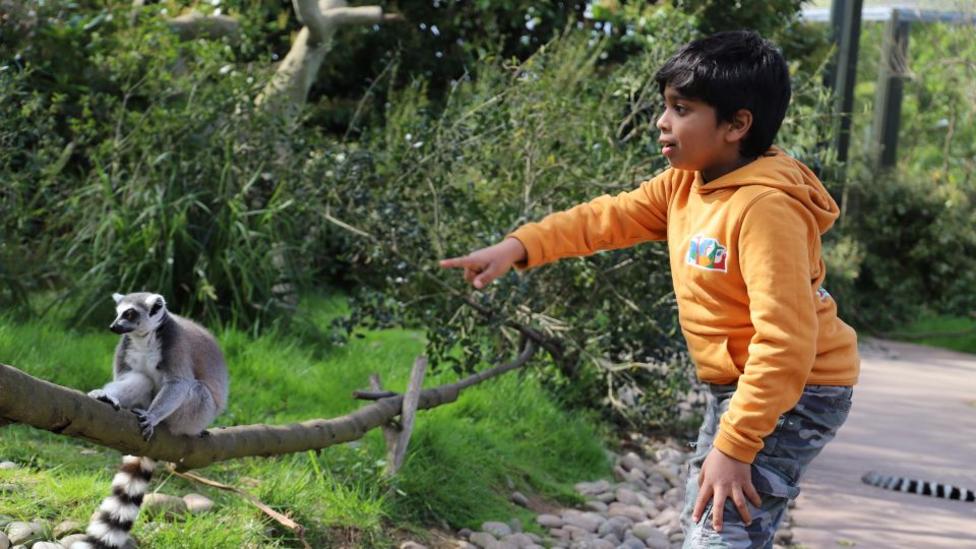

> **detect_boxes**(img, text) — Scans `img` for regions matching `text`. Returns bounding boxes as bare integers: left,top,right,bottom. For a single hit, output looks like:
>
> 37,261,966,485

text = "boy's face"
656,86,748,180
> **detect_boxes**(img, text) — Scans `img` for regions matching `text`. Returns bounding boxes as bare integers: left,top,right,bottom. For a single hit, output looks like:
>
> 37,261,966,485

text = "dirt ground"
790,339,976,548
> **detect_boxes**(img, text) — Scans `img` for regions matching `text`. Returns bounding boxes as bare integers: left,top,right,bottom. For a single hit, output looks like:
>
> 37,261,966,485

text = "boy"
440,30,858,547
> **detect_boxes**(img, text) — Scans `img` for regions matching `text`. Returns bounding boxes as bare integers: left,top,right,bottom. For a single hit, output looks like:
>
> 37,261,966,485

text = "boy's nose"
656,112,669,132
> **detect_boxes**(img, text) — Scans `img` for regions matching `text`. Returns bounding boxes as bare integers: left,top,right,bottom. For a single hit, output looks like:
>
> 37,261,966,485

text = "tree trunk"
255,0,401,118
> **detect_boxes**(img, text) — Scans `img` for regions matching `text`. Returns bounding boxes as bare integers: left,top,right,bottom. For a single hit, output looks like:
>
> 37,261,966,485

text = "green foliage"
323,27,708,430
825,167,976,327
0,2,338,329
0,297,610,546
0,68,67,313
818,19,976,328
896,315,976,355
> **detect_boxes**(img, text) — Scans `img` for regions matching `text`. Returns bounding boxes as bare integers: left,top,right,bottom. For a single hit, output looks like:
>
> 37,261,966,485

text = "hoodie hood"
693,147,840,233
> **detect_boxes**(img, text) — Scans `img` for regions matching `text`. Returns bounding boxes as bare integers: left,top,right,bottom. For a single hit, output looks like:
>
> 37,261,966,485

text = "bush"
0,3,338,329
326,14,853,427
819,18,976,328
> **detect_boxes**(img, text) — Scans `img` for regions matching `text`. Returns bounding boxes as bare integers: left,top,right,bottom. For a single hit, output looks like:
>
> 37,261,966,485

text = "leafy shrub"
1,2,336,329
820,19,976,328
320,16,857,427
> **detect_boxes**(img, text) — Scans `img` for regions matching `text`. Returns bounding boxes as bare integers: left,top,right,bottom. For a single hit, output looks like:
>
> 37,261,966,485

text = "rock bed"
0,460,215,549
448,440,797,549
2,442,799,549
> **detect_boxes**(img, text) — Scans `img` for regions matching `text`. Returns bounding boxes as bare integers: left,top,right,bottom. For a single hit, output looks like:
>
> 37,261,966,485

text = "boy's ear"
725,108,753,144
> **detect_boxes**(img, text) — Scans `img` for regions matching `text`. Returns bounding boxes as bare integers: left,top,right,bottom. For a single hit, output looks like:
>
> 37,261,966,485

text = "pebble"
500,533,534,546
52,520,83,538
536,515,562,528
480,521,511,538
469,531,497,548
560,510,603,533
59,534,89,548
183,493,215,515
510,491,530,508
141,493,188,518
399,542,428,549
584,500,608,513
453,433,795,549
5,521,46,546
0,532,7,549
29,543,61,549
0,462,17,470
574,480,611,496
615,487,640,506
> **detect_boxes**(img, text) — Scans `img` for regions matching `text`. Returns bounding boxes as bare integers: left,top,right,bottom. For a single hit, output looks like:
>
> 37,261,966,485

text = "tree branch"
167,11,241,43
256,0,403,117
0,341,536,471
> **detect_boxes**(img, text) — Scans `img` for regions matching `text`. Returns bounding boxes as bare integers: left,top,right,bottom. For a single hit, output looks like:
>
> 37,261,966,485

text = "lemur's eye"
123,309,137,321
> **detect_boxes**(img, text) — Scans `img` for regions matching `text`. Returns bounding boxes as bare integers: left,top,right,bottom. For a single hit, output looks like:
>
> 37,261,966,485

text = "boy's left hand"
692,447,762,532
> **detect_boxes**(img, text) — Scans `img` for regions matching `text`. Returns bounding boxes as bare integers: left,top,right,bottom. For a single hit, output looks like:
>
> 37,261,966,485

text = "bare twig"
388,357,427,475
318,211,568,368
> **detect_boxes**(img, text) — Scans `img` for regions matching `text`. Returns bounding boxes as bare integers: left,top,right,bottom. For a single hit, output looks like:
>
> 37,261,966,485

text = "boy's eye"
673,104,687,114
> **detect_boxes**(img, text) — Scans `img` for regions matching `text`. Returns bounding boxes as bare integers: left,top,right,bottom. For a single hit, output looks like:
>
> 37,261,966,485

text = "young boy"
440,30,858,547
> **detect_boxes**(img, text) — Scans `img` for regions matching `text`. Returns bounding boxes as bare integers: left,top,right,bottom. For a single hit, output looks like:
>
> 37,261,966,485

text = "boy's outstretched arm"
439,238,527,289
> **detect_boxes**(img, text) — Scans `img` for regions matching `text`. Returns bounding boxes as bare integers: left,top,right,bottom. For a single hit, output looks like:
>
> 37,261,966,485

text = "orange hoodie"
508,147,859,464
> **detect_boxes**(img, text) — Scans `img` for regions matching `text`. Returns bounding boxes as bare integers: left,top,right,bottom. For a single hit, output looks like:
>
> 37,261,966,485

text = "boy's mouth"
659,138,677,157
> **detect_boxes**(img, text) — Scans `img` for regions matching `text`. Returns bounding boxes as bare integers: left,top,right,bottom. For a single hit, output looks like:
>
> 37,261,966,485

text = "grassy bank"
893,315,976,355
0,296,611,547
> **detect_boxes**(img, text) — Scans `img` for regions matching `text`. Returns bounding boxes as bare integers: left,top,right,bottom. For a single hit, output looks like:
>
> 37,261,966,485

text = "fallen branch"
0,341,536,471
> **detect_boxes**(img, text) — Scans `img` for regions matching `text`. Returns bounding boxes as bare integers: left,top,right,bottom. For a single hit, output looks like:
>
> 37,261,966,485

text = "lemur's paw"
132,408,157,441
88,390,121,411
199,429,212,438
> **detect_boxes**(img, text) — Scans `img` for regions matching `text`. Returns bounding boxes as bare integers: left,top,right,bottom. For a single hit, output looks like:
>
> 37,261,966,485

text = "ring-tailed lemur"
862,471,976,502
72,292,229,549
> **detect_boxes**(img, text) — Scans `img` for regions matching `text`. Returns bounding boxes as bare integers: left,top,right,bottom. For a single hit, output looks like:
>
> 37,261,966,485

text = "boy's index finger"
439,256,473,269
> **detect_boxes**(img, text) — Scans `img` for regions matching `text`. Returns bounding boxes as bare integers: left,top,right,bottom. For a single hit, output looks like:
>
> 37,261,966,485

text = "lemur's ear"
148,295,166,316
112,293,125,304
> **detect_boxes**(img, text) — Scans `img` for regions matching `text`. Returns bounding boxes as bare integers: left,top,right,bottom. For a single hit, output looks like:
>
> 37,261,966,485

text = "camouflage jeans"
680,383,853,548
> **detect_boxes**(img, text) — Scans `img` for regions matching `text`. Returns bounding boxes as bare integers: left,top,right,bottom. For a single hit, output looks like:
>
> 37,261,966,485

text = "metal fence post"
871,9,912,168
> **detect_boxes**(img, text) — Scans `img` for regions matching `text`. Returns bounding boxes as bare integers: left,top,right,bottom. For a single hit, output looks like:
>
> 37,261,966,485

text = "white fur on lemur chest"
125,334,164,387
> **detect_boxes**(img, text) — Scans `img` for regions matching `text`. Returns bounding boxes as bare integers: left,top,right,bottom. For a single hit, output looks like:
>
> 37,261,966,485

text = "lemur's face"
110,292,167,335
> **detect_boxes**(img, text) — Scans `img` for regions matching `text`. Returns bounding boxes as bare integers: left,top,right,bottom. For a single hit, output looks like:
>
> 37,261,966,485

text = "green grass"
0,295,610,547
894,315,976,355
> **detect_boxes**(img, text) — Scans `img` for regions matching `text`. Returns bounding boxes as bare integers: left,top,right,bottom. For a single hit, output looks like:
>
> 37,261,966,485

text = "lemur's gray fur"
73,292,228,549
89,292,228,440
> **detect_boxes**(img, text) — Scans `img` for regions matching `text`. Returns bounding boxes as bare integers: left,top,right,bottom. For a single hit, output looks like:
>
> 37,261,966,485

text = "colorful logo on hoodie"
686,235,728,272
817,287,831,301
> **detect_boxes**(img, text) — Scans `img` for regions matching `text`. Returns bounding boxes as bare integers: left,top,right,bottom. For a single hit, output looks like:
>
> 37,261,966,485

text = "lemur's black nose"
109,322,127,334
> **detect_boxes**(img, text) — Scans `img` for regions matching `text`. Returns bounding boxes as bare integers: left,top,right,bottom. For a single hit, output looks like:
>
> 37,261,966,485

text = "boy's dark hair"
654,30,791,158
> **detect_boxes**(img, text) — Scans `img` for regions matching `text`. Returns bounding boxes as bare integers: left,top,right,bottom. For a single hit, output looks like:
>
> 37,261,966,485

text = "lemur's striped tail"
71,455,155,549
862,471,976,502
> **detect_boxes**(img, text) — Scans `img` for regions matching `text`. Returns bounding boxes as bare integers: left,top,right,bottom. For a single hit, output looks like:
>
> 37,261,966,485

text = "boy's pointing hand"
439,238,527,289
